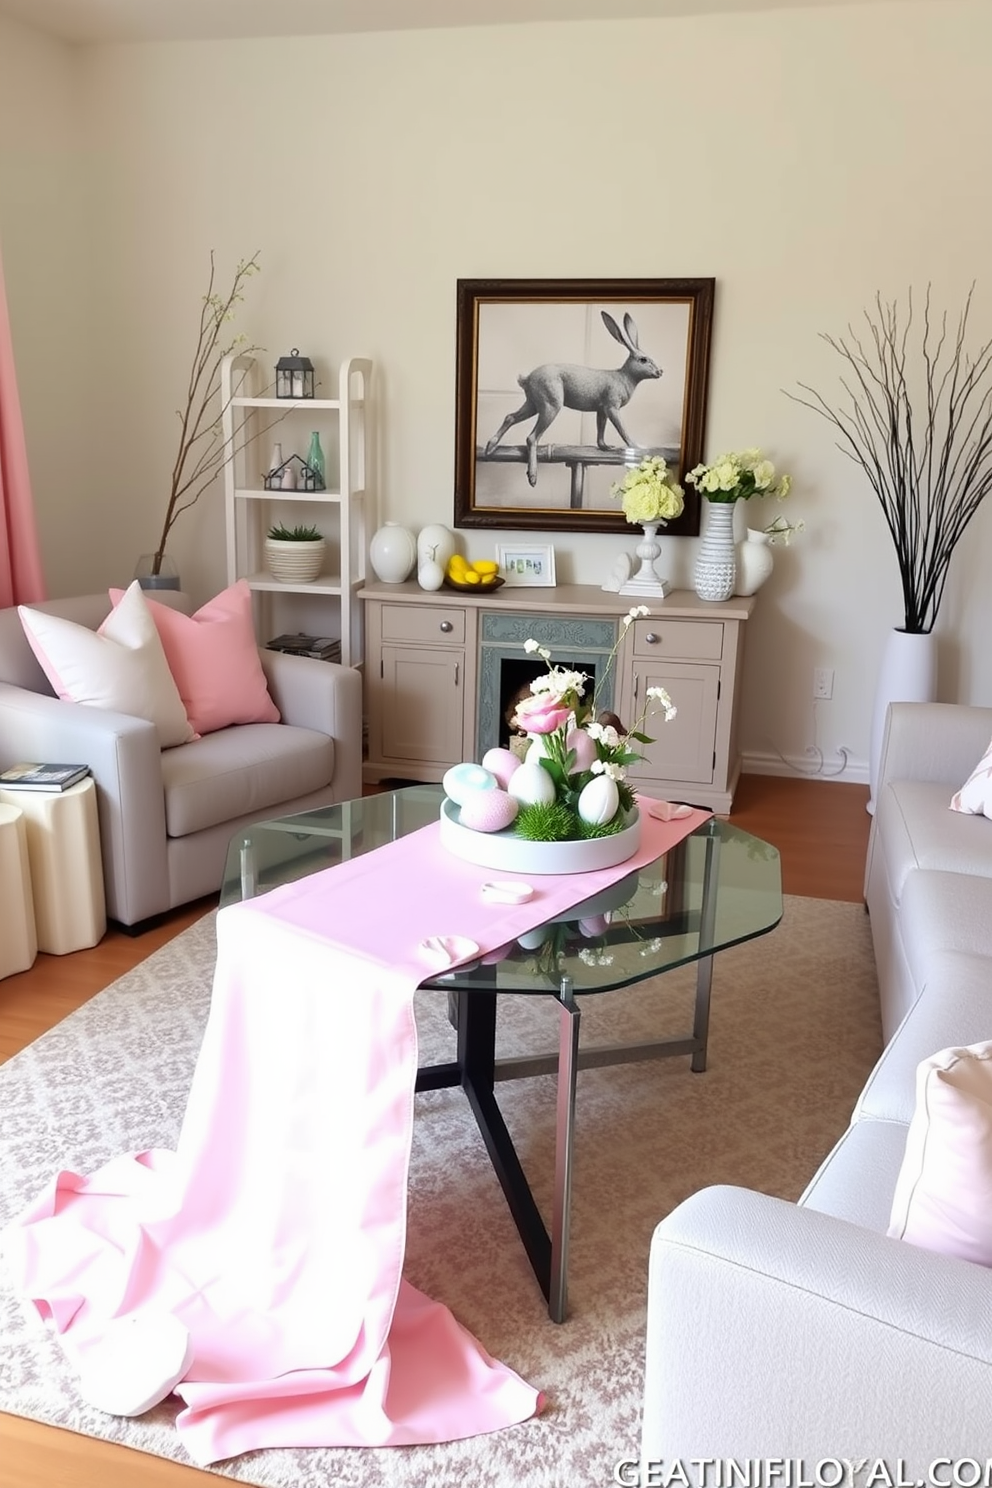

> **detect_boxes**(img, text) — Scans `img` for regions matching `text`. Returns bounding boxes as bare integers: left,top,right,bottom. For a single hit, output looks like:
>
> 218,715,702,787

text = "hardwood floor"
0,772,872,1485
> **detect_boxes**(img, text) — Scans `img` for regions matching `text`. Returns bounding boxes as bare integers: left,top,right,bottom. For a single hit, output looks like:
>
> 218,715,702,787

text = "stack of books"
265,633,342,663
0,762,91,792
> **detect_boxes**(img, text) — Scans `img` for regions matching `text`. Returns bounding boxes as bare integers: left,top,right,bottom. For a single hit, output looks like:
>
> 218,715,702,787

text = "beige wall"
1,0,991,780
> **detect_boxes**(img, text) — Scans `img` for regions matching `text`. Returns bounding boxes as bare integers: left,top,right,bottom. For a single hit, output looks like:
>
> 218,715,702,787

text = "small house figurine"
264,452,312,491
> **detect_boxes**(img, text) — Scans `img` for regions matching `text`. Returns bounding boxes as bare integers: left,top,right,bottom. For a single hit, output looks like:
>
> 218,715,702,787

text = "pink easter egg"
567,726,598,772
481,746,522,789
459,788,519,834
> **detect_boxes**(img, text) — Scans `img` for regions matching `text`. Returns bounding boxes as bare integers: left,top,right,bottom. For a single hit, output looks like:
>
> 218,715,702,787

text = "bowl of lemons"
443,556,506,593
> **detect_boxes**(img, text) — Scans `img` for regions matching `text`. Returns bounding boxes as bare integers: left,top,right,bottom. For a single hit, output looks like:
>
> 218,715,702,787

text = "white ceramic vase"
867,628,938,814
618,522,671,598
693,501,737,601
417,523,456,572
369,523,417,583
734,528,775,596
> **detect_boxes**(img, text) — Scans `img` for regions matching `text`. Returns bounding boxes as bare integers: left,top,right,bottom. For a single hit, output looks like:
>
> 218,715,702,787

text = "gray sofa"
640,701,992,1468
0,592,363,928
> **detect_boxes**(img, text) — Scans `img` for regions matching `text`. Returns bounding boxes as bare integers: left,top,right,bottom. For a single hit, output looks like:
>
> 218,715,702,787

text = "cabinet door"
624,660,720,786
380,645,465,766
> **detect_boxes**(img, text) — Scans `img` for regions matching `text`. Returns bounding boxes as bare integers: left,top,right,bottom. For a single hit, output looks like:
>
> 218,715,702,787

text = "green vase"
305,431,325,491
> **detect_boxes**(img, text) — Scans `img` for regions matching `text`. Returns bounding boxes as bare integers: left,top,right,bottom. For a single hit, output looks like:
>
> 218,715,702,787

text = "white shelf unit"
220,353,374,668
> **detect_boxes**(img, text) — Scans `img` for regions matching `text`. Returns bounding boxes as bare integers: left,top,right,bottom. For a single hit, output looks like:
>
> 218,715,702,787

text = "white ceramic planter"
867,628,938,813
264,537,326,584
439,798,641,875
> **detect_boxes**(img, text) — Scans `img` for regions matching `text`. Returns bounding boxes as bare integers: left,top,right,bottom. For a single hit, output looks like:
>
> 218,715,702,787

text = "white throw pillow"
887,1040,992,1266
950,737,992,815
18,581,195,749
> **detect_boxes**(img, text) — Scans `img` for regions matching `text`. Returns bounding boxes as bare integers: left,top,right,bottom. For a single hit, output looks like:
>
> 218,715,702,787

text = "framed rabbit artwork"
453,277,715,536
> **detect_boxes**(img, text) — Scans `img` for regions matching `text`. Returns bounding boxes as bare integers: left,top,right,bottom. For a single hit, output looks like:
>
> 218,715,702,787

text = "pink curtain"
0,246,46,606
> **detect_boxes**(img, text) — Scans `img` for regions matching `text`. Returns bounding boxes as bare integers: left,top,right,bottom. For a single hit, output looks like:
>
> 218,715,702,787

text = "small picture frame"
497,543,557,587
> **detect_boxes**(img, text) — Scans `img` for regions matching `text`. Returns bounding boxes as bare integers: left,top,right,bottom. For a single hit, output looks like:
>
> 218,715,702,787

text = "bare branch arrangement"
151,250,280,577
788,285,992,634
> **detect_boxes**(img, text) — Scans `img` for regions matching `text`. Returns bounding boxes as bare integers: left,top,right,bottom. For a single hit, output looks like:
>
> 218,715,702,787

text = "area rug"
0,896,882,1486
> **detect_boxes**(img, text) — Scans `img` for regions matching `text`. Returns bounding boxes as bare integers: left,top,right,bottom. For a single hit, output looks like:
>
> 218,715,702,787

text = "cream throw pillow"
887,1040,992,1266
950,738,992,814
18,581,195,748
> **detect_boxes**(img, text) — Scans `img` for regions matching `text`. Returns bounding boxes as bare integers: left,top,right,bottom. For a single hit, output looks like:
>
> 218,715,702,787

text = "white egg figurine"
566,726,598,772
442,761,497,807
417,559,445,592
508,761,556,807
480,746,522,790
459,789,518,834
577,774,620,826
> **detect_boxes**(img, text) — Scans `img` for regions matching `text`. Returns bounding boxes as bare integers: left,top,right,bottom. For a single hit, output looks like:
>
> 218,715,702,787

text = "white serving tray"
439,798,641,875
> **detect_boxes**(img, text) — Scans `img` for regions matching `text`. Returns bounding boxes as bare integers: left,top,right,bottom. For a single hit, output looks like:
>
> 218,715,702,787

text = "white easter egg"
508,761,556,807
459,789,518,834
526,736,550,763
517,926,551,951
417,559,445,592
567,726,598,772
442,761,497,807
480,746,522,789
577,774,620,826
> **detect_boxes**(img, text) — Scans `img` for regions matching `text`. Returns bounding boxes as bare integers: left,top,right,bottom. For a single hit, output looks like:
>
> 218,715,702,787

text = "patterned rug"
0,896,882,1486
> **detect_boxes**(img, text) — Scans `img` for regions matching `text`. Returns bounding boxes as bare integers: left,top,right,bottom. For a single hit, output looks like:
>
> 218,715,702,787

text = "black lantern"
275,349,315,400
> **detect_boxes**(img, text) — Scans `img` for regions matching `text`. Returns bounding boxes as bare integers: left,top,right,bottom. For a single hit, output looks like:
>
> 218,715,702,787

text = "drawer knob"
645,631,660,644
439,620,453,633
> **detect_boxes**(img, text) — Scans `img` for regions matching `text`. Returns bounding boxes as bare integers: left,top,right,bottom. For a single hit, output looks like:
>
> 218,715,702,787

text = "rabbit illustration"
483,311,662,486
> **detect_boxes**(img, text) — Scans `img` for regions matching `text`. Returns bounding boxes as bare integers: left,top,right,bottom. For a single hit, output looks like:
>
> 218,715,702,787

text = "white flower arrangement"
686,448,792,505
610,455,685,526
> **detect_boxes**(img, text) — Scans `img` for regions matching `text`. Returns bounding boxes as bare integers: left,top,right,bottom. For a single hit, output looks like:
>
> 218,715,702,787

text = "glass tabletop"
220,785,782,997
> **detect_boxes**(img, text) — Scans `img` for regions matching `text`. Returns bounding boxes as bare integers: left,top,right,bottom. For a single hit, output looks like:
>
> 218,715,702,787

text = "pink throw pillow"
887,1040,992,1266
109,580,279,736
950,737,992,815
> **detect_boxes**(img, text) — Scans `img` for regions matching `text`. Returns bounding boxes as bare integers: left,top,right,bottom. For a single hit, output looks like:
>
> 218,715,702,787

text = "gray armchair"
0,592,363,928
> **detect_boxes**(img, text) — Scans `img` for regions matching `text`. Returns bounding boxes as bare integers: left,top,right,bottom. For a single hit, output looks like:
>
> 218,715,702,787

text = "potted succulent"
264,523,326,584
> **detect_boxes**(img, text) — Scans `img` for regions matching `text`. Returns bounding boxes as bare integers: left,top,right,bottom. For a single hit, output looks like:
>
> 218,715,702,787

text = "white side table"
0,804,37,977
0,776,106,954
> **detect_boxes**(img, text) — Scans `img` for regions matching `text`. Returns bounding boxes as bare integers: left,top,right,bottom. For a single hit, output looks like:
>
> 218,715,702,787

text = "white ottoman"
0,804,37,977
0,776,106,954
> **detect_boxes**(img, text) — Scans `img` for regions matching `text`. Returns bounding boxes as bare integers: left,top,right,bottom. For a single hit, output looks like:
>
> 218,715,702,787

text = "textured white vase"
867,628,938,814
734,528,775,596
263,538,325,584
693,502,737,601
618,522,671,598
369,523,417,583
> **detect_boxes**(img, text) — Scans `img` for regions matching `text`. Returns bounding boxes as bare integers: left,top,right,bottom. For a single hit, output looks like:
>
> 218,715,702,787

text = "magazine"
0,762,90,792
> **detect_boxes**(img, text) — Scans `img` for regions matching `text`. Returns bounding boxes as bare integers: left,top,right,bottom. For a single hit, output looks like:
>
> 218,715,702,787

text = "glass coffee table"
221,785,782,1321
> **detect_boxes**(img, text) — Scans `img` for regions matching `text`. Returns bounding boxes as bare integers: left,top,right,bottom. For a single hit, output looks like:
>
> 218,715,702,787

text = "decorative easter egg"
417,559,445,592
566,726,598,772
578,913,612,938
480,746,522,790
459,789,518,834
442,761,497,807
577,774,620,826
508,761,556,807
517,926,551,951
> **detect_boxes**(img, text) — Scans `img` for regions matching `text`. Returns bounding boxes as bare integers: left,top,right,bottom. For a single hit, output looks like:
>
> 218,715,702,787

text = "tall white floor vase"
867,628,938,815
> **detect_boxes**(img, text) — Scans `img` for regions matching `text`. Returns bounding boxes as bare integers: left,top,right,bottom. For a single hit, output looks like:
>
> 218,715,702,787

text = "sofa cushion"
17,582,195,749
161,724,335,837
109,579,280,736
799,1115,909,1233
874,779,992,907
899,871,992,994
856,951,992,1125
951,736,992,815
888,1041,992,1266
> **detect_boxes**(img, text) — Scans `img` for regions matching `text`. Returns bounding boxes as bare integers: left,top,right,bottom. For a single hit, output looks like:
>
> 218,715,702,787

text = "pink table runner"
2,802,708,1465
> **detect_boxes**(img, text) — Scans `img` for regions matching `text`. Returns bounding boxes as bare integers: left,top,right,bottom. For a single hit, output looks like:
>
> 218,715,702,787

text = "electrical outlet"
813,667,834,700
